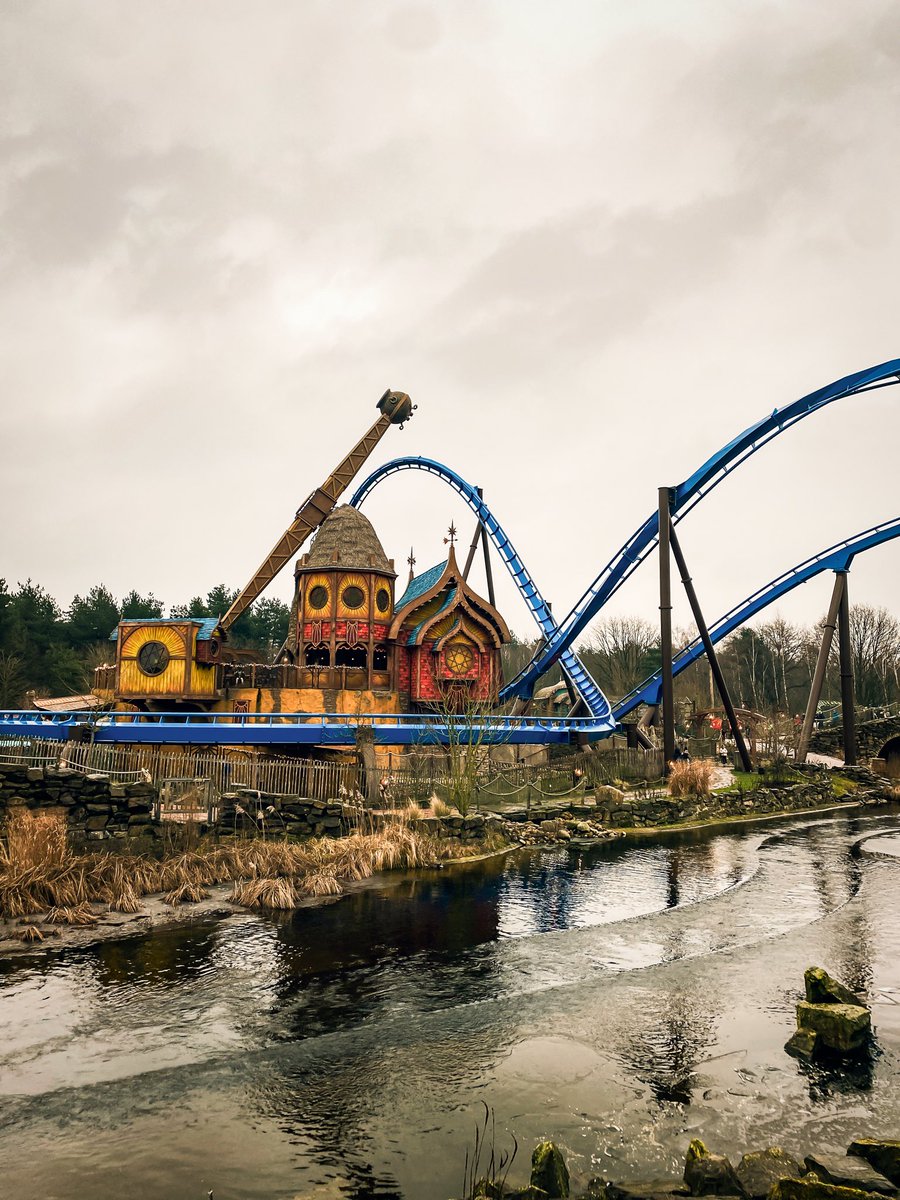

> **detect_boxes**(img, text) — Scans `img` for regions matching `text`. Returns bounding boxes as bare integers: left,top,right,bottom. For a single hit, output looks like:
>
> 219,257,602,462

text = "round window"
445,644,475,676
137,641,170,676
342,585,365,610
376,587,391,613
308,585,329,610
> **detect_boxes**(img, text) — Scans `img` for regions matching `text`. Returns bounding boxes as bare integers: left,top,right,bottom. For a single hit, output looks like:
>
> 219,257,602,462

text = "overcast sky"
2,0,899,646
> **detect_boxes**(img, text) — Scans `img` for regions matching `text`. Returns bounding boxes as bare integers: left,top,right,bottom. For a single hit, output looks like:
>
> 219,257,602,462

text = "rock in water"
805,968,868,1008
795,1002,871,1053
769,1179,879,1200
603,1182,691,1200
803,1156,897,1195
683,1140,745,1196
531,1141,570,1198
736,1148,802,1197
848,1144,900,1188
784,1029,819,1061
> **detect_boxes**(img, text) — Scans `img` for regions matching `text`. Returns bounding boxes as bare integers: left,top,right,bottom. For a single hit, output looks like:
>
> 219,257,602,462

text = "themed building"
94,505,509,723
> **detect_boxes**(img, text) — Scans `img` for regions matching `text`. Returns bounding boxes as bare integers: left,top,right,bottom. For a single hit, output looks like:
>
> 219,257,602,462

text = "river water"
2,810,900,1199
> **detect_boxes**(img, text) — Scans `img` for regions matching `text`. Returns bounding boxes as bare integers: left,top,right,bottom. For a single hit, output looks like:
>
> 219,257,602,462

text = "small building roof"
110,617,220,642
395,560,447,611
29,693,104,713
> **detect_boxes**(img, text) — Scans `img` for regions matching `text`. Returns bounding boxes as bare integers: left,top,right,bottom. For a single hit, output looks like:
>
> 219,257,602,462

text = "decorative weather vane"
407,546,416,583
444,522,457,547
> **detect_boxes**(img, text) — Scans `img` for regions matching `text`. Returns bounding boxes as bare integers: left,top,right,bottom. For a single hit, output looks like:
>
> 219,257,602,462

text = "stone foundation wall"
216,792,351,838
0,764,161,842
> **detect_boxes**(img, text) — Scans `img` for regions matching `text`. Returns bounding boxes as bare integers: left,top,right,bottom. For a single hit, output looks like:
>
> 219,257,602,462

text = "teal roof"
110,617,221,642
407,587,456,645
394,560,448,612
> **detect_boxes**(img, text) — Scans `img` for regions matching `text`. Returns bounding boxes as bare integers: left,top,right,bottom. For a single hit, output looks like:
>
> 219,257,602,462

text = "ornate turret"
293,506,397,686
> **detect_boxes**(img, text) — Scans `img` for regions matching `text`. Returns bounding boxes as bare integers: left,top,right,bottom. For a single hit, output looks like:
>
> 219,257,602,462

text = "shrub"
668,758,714,799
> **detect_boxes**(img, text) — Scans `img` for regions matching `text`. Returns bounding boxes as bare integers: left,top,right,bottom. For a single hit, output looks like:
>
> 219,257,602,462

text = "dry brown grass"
668,758,715,799
45,904,97,926
0,809,491,922
161,881,211,906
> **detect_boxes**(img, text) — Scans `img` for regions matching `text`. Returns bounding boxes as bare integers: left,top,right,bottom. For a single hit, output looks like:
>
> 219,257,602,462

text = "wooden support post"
838,574,857,766
658,488,676,766
667,520,753,774
796,571,845,764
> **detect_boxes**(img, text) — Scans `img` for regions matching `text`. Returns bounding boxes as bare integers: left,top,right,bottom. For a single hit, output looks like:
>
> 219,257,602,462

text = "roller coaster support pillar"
838,573,857,765
462,487,496,607
796,571,845,764
658,488,677,766
667,519,753,774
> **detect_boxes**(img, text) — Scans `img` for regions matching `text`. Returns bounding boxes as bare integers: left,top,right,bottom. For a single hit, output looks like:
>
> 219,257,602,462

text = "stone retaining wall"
0,764,161,842
809,715,900,759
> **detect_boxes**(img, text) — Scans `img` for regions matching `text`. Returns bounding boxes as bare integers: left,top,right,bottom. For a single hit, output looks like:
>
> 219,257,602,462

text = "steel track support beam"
658,487,677,766
480,523,496,607
796,571,845,764
838,574,857,765
668,520,753,773
462,486,484,580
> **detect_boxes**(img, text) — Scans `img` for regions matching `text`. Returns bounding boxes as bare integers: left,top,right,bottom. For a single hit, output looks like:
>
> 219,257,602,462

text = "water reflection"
2,811,900,1200
617,984,718,1105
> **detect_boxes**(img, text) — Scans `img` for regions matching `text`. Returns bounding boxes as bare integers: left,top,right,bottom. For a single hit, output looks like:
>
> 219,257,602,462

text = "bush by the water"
668,758,715,799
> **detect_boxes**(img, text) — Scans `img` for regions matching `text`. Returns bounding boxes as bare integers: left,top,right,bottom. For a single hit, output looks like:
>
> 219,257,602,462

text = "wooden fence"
0,738,666,808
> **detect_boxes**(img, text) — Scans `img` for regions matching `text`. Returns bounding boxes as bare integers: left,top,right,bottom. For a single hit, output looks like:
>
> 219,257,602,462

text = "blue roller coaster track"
496,358,900,701
350,456,616,727
612,516,900,719
0,360,898,748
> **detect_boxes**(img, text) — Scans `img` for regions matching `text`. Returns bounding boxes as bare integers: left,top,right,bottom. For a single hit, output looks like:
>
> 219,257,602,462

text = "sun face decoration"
445,643,475,676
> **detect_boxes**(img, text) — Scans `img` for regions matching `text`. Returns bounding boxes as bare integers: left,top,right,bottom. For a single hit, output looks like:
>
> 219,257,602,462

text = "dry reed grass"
0,809,491,923
668,758,715,799
45,904,97,926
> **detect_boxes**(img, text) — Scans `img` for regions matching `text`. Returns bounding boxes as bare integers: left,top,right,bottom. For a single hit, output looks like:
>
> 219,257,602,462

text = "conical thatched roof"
302,505,394,574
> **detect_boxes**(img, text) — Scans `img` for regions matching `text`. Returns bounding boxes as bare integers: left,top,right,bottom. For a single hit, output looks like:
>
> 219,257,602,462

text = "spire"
407,546,416,584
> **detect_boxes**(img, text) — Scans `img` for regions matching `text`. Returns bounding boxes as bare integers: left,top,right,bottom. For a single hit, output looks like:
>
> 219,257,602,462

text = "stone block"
785,1029,818,1061
803,1157,896,1194
602,1182,690,1200
736,1149,802,1198
684,1140,744,1197
848,1146,900,1188
796,1002,871,1053
804,967,866,1008
85,814,109,830
770,1179,878,1200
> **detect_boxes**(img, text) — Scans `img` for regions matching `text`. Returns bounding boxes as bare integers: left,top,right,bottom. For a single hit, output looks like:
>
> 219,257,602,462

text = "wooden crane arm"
219,390,414,632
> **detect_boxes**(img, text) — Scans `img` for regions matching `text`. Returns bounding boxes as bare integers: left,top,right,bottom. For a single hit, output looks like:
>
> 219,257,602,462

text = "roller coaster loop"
354,359,900,703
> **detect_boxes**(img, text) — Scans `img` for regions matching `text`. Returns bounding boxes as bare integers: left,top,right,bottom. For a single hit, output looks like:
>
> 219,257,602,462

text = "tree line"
0,580,290,706
502,605,900,717
2,574,898,719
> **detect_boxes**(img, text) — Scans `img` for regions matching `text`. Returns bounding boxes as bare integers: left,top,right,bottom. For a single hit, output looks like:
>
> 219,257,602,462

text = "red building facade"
293,506,508,710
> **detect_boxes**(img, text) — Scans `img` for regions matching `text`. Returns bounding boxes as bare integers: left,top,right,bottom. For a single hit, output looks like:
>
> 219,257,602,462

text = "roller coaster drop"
2,359,899,747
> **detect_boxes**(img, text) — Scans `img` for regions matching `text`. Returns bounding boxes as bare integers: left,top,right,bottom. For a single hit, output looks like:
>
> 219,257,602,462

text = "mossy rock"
684,1140,745,1197
785,1029,818,1062
769,1177,879,1200
602,1181,691,1200
805,967,867,1008
848,1144,900,1188
736,1149,802,1198
531,1141,570,1198
796,1002,871,1053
